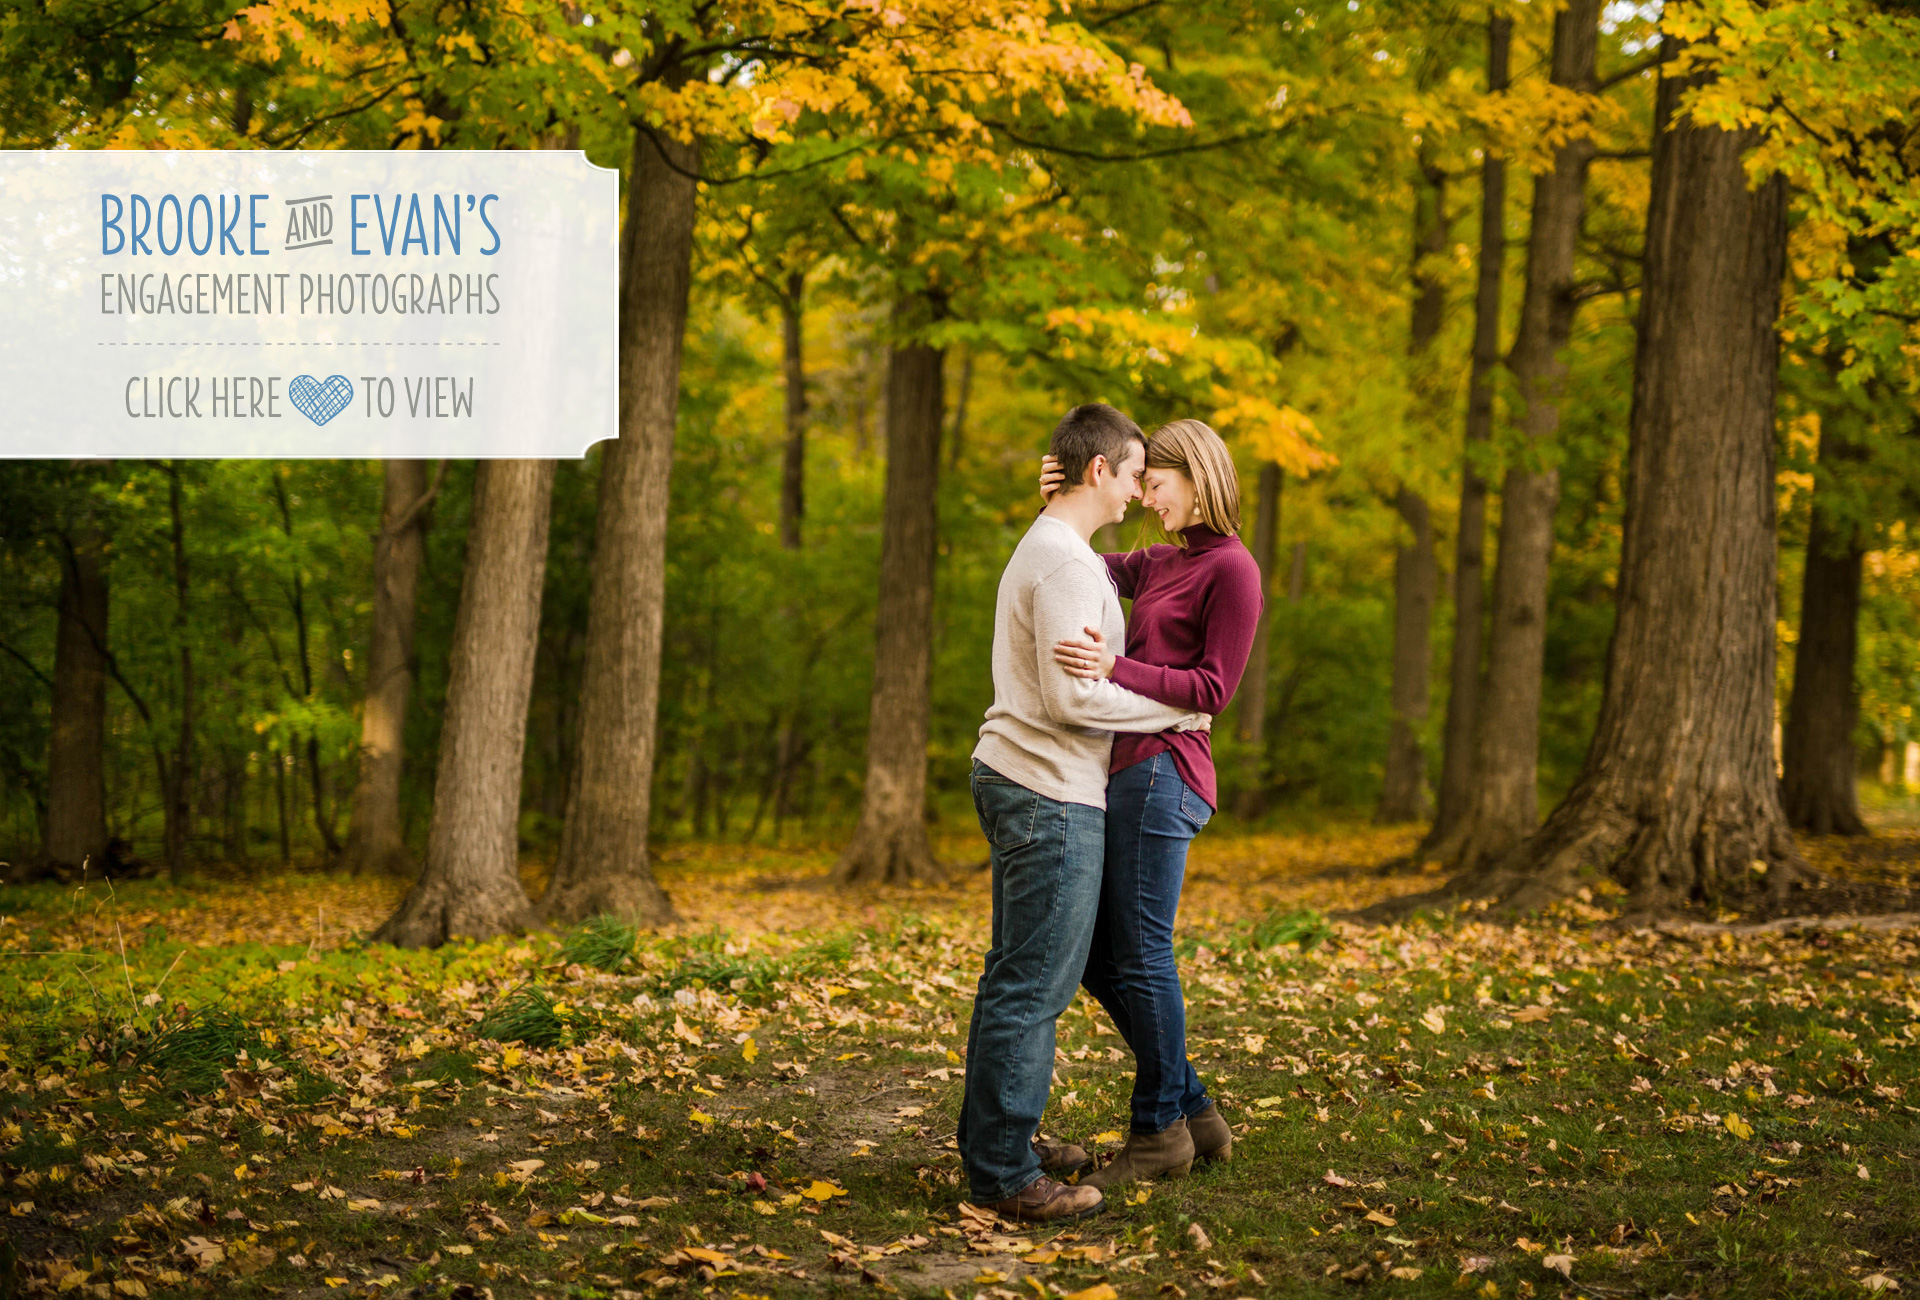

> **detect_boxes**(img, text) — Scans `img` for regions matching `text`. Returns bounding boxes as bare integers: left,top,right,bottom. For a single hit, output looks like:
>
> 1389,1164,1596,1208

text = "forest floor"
2,824,1919,1300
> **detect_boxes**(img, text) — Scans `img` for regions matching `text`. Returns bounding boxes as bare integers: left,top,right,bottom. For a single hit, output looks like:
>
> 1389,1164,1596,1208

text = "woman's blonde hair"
1145,418,1241,539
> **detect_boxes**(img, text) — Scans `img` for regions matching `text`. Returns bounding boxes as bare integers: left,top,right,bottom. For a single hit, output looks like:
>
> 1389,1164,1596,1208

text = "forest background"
2,0,1920,926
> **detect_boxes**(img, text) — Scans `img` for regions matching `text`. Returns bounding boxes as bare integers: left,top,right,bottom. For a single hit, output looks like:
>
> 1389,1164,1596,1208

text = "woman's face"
1142,467,1201,532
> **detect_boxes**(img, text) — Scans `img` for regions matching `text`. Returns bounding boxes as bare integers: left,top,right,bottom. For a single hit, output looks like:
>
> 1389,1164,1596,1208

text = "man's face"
1093,441,1147,524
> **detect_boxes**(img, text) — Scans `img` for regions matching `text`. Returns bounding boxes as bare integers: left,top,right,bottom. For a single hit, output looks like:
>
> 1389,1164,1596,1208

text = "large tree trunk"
779,272,807,551
342,460,436,876
375,459,554,947
164,463,193,881
1233,462,1282,819
1377,154,1447,824
1436,0,1599,871
833,295,946,885
1455,58,1806,916
1781,493,1868,835
1377,488,1437,823
538,125,700,927
1428,11,1511,850
43,520,110,875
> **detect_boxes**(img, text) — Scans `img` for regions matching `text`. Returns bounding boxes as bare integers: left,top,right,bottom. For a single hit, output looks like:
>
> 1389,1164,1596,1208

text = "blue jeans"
1081,752,1213,1134
959,762,1106,1203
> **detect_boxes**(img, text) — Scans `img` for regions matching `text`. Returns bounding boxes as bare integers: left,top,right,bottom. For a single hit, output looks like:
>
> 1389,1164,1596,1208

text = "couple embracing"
959,402,1262,1221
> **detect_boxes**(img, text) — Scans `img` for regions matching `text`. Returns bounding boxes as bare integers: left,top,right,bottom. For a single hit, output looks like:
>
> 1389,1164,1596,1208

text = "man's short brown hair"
1049,403,1145,492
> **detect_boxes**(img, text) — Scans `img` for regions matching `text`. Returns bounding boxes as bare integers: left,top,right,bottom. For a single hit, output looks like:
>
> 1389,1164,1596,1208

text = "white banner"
0,150,619,458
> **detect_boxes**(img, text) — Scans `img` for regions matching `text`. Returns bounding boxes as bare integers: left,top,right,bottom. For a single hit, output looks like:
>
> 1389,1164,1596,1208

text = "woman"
1037,418,1263,1190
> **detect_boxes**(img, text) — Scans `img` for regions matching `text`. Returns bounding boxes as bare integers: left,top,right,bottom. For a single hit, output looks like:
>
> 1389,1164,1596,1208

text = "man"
960,403,1209,1221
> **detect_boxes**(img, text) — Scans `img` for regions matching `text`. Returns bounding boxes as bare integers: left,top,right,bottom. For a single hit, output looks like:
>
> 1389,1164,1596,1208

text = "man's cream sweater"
972,514,1205,809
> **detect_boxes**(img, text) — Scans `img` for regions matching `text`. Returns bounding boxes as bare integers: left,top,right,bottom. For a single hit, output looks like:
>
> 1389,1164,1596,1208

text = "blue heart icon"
289,374,354,426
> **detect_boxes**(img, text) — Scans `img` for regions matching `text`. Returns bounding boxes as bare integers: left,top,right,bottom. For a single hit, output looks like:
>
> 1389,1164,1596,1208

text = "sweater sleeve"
1107,551,1264,713
1034,561,1206,732
1103,549,1148,600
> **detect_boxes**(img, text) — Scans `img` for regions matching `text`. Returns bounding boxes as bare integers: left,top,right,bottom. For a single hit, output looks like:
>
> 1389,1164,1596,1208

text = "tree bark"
833,294,946,885
779,271,807,551
1428,11,1511,850
1378,488,1437,823
1456,58,1806,915
1378,152,1447,824
538,125,700,927
44,518,110,874
1233,462,1282,819
375,459,554,947
342,460,437,876
1781,492,1868,835
1436,0,1599,871
164,463,193,881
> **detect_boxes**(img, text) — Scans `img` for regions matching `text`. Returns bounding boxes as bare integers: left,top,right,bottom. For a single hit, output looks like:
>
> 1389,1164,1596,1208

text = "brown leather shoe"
989,1176,1104,1222
1187,1103,1232,1164
1083,1117,1195,1190
1032,1134,1093,1178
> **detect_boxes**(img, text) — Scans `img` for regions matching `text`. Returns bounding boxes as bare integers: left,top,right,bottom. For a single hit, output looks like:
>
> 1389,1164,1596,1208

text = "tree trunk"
1436,0,1599,872
833,294,946,885
1781,495,1868,835
343,460,436,876
274,744,291,865
1428,10,1511,851
375,459,554,947
273,473,343,863
779,271,807,551
1378,153,1447,825
164,463,193,881
538,125,700,927
44,521,110,874
1233,462,1282,819
1456,59,1805,916
1377,488,1437,823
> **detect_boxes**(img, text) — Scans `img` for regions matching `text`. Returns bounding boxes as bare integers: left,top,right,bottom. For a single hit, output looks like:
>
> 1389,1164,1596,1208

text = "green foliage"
138,1006,287,1092
1245,906,1334,951
475,983,593,1049
560,915,641,974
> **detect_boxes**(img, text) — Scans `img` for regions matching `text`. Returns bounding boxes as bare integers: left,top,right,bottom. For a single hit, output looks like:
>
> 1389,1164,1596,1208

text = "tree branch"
0,640,52,691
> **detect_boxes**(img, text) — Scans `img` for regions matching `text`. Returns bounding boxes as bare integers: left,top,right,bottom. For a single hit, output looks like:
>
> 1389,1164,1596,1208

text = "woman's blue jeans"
1080,751,1212,1134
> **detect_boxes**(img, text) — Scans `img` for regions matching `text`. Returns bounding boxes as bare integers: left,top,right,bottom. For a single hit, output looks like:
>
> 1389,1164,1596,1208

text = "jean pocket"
974,774,1040,849
1178,786,1214,832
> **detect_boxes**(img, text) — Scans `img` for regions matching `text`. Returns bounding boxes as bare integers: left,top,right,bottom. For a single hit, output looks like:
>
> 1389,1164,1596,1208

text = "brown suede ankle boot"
1187,1104,1232,1164
1083,1118,1195,1191
1032,1135,1093,1179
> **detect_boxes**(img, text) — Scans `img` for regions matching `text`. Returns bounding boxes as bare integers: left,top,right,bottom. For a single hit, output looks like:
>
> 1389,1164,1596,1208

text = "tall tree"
833,294,947,884
1782,468,1869,837
1377,150,1448,825
341,460,440,876
539,126,700,928
1456,54,1803,913
1428,10,1512,849
1435,0,1601,869
43,498,110,875
377,459,555,947
1378,488,1437,822
779,271,809,552
162,463,193,881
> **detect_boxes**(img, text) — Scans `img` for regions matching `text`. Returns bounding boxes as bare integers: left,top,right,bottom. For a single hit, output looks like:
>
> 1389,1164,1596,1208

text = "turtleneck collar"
1179,524,1232,552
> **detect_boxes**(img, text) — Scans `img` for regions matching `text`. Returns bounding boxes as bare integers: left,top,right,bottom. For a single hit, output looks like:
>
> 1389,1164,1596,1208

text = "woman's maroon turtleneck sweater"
1102,525,1264,810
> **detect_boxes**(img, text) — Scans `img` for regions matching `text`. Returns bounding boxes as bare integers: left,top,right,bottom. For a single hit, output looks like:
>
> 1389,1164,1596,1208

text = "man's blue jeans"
959,762,1105,1204
1081,751,1213,1134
